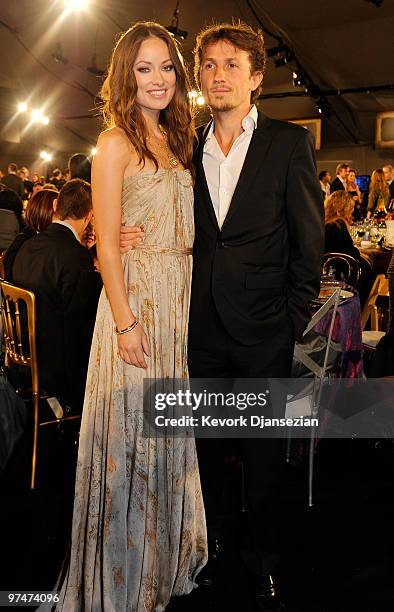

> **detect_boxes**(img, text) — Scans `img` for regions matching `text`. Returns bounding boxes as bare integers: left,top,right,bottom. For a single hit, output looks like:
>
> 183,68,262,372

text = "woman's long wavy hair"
100,22,195,174
368,169,389,209
325,190,355,228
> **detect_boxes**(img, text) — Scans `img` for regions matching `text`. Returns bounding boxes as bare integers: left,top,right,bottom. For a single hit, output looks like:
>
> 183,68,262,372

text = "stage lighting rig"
364,0,383,6
52,43,68,65
166,1,188,40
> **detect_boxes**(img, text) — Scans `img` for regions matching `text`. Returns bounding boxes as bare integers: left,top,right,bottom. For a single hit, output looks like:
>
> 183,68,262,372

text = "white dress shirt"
203,105,258,228
320,181,330,197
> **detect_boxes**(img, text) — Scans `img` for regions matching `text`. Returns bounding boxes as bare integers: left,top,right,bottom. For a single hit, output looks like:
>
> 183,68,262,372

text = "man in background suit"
330,163,349,193
3,163,25,199
383,164,394,201
13,179,102,411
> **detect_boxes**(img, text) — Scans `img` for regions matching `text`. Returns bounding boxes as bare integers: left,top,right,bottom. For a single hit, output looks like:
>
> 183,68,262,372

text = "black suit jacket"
330,177,346,193
12,223,102,408
189,113,324,345
3,174,25,199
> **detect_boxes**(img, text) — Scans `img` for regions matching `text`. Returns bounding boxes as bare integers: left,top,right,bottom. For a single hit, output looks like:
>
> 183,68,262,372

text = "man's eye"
228,63,238,69
204,63,214,70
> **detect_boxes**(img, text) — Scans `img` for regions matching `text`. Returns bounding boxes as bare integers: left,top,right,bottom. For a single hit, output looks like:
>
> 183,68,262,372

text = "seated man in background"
12,179,102,411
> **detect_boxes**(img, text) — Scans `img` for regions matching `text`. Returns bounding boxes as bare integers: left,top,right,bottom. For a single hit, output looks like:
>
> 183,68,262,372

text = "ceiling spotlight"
266,45,288,58
64,0,90,11
40,151,52,162
166,1,188,40
31,109,44,123
292,67,306,88
315,96,332,118
274,52,294,68
196,95,205,107
17,101,28,113
91,147,97,156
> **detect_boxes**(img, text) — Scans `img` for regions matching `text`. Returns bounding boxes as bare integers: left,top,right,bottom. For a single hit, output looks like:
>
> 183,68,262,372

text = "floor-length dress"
53,168,207,611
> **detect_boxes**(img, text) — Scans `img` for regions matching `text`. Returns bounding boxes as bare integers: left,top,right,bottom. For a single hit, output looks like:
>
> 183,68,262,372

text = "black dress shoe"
255,575,286,611
197,539,220,587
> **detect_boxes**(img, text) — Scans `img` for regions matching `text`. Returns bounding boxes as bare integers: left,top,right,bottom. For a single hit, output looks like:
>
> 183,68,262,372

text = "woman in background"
346,168,363,220
366,169,390,218
3,189,57,281
325,190,372,307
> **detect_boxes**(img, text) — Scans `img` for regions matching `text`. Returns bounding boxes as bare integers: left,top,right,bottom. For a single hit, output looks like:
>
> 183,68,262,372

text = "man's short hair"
319,170,329,181
383,164,393,172
336,163,349,175
194,22,266,102
56,178,92,221
7,163,18,173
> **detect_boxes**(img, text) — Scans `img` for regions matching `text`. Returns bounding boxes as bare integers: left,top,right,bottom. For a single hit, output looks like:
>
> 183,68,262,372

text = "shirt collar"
205,104,258,143
53,219,81,243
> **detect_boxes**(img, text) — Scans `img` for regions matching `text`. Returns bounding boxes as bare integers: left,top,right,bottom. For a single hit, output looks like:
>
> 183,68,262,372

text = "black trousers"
188,304,295,576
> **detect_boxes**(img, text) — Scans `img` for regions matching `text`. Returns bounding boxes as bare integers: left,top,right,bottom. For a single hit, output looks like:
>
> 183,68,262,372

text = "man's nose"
213,66,226,81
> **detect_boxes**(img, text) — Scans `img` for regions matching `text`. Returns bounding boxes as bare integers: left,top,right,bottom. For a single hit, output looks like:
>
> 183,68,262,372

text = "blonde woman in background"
366,169,390,218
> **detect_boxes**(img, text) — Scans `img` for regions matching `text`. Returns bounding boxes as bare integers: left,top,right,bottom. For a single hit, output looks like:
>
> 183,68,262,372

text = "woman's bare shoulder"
97,126,133,150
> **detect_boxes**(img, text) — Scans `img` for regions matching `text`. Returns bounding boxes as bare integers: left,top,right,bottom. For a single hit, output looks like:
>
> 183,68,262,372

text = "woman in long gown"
52,22,207,611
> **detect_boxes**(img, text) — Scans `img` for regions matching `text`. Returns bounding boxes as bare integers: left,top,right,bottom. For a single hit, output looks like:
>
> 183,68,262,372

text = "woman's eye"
163,64,175,71
137,67,150,73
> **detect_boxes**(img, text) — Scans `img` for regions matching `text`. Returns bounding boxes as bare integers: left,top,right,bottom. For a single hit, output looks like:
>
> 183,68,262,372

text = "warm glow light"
41,116,50,125
31,109,44,123
196,95,205,106
64,0,90,12
91,147,97,156
40,151,52,162
188,90,198,99
17,102,28,113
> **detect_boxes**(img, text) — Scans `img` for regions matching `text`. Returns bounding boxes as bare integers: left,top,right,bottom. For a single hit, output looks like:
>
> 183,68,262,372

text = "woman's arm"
92,128,150,368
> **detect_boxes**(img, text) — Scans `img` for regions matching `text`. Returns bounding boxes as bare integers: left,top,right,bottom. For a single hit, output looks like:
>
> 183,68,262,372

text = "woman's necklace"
149,127,179,168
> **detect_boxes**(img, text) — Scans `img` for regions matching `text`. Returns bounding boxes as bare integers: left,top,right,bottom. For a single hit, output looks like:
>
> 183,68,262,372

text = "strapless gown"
53,169,207,611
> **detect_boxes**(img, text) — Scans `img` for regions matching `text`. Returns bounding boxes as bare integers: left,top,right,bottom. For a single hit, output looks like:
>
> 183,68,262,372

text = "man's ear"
52,198,57,212
251,71,263,93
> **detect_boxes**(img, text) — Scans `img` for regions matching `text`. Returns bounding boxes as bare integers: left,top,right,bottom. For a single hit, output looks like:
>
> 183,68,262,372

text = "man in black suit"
383,164,394,201
330,163,349,193
3,163,25,199
12,179,102,411
188,23,323,610
120,22,323,610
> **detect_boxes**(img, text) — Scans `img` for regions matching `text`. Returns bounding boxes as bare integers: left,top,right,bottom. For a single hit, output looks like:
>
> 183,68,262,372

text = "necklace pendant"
169,157,179,168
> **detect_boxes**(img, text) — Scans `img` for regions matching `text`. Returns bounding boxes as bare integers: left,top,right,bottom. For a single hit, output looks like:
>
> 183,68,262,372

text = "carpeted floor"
0,407,393,612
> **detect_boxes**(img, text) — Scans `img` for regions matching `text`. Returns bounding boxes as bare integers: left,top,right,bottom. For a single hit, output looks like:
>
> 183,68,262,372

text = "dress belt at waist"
131,244,192,255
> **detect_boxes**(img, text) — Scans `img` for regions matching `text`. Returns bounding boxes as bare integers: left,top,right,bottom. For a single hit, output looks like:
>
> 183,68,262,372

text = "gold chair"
0,280,79,489
361,274,389,331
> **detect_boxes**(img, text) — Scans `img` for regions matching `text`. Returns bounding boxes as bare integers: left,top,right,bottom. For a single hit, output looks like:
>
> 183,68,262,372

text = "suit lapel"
195,120,220,232
221,113,276,229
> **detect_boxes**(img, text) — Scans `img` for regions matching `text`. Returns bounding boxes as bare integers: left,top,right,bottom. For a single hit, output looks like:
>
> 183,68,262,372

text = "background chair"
0,280,79,489
322,252,361,288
